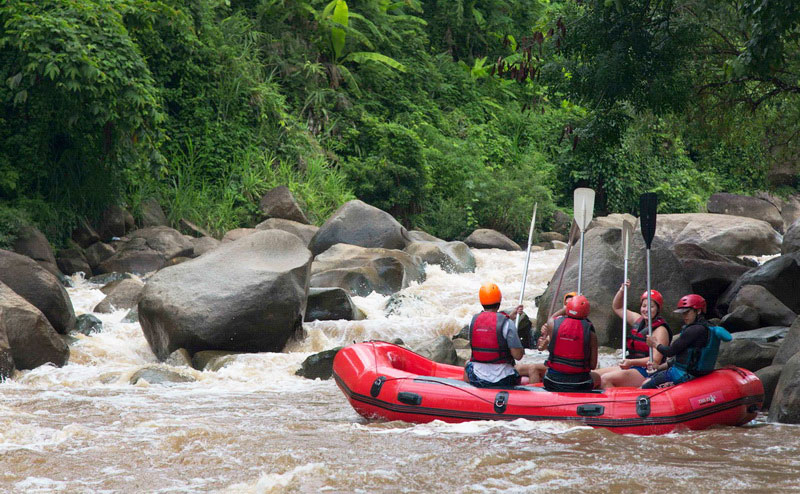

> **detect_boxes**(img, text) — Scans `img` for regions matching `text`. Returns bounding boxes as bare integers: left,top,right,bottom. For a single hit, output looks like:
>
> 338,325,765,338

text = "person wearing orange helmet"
595,280,673,388
464,283,525,388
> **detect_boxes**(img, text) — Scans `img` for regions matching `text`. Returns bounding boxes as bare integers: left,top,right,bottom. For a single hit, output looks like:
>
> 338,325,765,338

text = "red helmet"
565,295,590,319
675,294,706,313
640,290,663,311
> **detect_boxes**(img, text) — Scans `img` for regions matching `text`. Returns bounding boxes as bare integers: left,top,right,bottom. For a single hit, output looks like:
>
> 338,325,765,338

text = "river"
1,248,799,493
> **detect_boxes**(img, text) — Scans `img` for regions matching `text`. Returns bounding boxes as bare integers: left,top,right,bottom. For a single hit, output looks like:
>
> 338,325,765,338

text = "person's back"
542,295,599,392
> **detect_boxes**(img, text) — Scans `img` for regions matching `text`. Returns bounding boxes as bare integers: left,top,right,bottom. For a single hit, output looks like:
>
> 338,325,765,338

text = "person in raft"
595,281,672,388
515,291,577,385
540,294,600,392
641,294,730,389
464,283,525,388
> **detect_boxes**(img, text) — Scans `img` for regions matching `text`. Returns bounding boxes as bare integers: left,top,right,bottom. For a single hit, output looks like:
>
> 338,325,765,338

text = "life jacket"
545,316,592,374
627,316,672,359
469,311,514,364
673,322,732,376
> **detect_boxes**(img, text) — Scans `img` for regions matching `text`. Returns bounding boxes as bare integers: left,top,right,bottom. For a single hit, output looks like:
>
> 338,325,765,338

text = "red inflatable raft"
333,341,764,435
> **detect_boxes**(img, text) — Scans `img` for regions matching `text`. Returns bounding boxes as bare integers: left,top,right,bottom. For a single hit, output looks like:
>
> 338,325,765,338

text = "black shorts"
543,369,594,392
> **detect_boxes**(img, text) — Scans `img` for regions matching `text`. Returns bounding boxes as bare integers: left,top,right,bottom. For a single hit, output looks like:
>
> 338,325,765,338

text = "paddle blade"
639,193,658,249
622,220,633,258
573,188,596,231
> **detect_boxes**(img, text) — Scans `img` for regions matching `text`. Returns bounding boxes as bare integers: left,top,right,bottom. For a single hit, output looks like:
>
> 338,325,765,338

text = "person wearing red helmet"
641,293,729,389
464,283,525,388
595,280,673,388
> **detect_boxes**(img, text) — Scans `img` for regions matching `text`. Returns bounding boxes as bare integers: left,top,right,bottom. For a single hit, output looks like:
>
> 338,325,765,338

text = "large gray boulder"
718,252,800,315
413,335,459,365
97,204,128,240
0,281,69,369
588,213,637,231
671,243,751,309
403,241,476,274
773,316,800,365
259,185,310,224
407,230,444,242
716,339,780,371
305,287,364,321
720,305,761,333
85,242,116,270
12,226,59,276
94,278,145,313
728,285,797,327
140,197,168,227
769,352,800,424
295,348,342,380
756,364,784,410
730,326,789,343
783,219,800,255
72,217,101,248
127,227,194,260
0,250,76,334
309,200,409,256
463,229,521,251
56,247,93,277
138,230,312,360
190,236,220,257
0,323,13,380
97,237,167,275
781,195,800,233
310,244,425,297
256,218,318,246
222,228,257,243
535,227,692,346
707,193,784,232
652,213,781,256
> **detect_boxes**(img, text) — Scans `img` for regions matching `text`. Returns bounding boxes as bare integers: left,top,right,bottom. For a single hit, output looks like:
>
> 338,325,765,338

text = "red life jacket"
545,316,592,374
626,316,672,359
469,311,514,364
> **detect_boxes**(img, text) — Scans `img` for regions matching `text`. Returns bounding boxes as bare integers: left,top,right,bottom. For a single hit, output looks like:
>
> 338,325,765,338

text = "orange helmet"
566,295,590,319
563,291,578,305
479,283,502,305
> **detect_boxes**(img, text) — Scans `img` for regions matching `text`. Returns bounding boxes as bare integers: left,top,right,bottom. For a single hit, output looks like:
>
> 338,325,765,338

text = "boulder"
0,324,13,380
718,252,800,314
129,366,195,385
85,242,116,270
413,335,459,365
12,225,59,276
551,210,571,235
97,204,128,240
729,285,797,327
463,229,521,251
730,326,789,343
164,348,192,368
127,227,194,260
190,236,220,257
407,230,443,243
295,348,342,380
191,351,239,371
720,305,761,333
781,195,800,234
773,316,800,365
768,352,800,424
655,213,781,256
256,218,318,246
305,287,365,321
783,219,800,255
72,217,101,248
96,237,166,275
141,197,168,227
56,247,92,277
671,243,751,309
707,193,784,232
588,214,637,231
122,307,139,323
258,185,310,224
716,339,780,371
756,364,784,410
0,281,69,369
535,226,692,346
88,272,130,286
0,250,76,334
222,228,257,243
403,241,476,274
75,314,104,335
310,244,425,297
93,278,145,313
179,219,213,238
138,230,312,360
540,232,566,242
308,200,409,256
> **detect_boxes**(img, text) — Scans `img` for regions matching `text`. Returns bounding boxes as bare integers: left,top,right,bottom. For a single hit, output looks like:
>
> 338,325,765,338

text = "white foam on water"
355,417,593,437
214,462,326,494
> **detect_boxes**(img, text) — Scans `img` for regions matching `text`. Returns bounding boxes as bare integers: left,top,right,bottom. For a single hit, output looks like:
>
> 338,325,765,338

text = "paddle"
621,220,633,358
573,188,595,295
639,192,658,365
546,219,579,323
516,203,538,328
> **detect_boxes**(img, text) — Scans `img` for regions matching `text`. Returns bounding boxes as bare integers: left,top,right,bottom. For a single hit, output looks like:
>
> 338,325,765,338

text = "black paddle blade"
639,193,658,249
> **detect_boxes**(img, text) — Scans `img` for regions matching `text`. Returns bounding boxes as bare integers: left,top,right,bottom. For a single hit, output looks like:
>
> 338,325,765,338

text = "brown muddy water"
1,249,799,493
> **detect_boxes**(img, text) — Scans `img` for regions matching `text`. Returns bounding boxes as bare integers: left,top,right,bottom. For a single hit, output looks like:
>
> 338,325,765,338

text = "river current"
1,248,799,493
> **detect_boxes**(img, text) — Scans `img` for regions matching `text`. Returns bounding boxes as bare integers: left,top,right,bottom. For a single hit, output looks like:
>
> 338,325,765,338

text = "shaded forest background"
1,0,799,246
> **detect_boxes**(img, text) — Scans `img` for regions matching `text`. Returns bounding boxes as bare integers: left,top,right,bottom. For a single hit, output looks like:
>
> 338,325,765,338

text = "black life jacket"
627,316,672,359
469,311,514,364
545,316,592,374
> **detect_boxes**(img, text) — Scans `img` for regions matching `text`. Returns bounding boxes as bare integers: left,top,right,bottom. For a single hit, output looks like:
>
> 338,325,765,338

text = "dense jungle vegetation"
1,0,799,246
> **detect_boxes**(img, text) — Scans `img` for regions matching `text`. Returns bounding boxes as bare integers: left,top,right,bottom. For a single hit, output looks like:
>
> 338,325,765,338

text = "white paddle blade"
573,188,596,231
622,220,633,258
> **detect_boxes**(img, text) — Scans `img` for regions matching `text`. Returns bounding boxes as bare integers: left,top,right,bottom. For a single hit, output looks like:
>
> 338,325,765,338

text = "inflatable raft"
333,341,764,435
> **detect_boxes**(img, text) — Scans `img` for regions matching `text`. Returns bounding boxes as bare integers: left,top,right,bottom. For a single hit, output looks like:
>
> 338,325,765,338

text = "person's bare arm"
612,280,640,325
510,347,524,360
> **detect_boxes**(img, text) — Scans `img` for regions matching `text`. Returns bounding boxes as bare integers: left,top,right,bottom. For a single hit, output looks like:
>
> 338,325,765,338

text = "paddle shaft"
516,204,538,327
622,251,629,357
577,231,585,294
646,248,653,363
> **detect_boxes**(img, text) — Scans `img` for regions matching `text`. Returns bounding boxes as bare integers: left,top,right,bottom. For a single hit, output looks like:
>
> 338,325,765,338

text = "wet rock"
768,352,800,424
452,338,470,349
221,228,257,243
716,339,780,371
671,243,751,310
306,287,364,322
96,237,166,275
190,236,220,257
129,366,195,385
98,205,128,241
0,325,13,380
721,306,761,332
756,364,784,410
413,335,459,365
85,242,116,270
295,348,342,380
781,195,800,234
730,326,789,343
141,197,168,227
165,348,192,368
551,240,568,250
57,247,92,277
453,325,470,341
773,316,800,365
463,229,521,251
122,307,139,323
407,230,443,243
504,310,533,349
94,278,145,313
191,351,239,371
0,250,76,334
783,219,800,255
0,281,69,369
88,272,130,286
256,218,318,246
653,213,781,257
12,225,59,276
718,252,800,315
729,285,797,327
310,244,425,297
707,193,784,233
139,230,312,360
384,293,424,317
72,217,101,248
75,314,103,335
309,200,409,256
259,185,310,224
404,241,476,274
